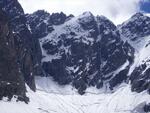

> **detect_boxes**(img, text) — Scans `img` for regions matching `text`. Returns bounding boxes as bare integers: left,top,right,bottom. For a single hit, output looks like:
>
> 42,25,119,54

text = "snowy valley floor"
0,77,150,113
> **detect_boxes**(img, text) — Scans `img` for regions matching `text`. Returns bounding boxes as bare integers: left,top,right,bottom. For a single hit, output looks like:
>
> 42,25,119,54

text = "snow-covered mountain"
0,0,150,113
119,13,150,94
26,11,135,94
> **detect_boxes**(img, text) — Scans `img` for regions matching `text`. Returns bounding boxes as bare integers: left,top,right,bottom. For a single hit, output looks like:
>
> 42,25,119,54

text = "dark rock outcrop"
119,13,150,41
0,9,28,103
130,62,150,94
26,10,73,39
144,103,150,112
0,0,45,91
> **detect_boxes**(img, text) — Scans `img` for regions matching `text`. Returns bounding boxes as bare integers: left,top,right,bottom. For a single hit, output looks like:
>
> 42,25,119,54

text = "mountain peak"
97,15,116,31
76,11,97,31
81,11,93,16
119,12,150,41
77,11,94,22
122,12,150,25
32,10,49,16
131,12,144,18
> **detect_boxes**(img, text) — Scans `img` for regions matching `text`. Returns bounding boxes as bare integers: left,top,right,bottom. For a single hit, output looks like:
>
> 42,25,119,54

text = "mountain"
0,0,150,112
119,13,150,94
26,11,134,94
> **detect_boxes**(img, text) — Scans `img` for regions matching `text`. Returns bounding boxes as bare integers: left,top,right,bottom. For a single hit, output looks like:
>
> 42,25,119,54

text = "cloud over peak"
19,0,143,25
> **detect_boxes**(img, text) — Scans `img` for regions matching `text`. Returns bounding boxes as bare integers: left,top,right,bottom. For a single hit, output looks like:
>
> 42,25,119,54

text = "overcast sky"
18,0,149,25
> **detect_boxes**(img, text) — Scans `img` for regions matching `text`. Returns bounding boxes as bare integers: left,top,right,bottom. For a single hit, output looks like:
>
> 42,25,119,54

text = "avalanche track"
0,77,150,113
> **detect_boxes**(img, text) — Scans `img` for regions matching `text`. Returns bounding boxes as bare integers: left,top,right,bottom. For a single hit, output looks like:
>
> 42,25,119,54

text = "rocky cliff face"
0,9,28,102
0,0,45,91
26,10,73,39
119,13,150,41
27,11,135,94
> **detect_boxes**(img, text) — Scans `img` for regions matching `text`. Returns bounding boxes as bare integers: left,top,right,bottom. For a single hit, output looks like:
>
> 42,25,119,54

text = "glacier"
0,77,150,113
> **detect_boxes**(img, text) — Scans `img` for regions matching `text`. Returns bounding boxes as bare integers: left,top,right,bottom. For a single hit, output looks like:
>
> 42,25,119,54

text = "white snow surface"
128,35,150,75
144,13,150,17
0,77,150,113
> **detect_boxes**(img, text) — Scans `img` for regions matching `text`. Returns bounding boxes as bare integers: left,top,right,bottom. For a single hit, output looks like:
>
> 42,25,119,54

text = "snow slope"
145,13,150,17
0,77,150,113
128,35,150,75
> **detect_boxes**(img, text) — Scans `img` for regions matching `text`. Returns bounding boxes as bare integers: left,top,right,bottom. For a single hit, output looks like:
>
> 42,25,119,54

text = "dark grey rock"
119,12,150,41
0,0,45,91
0,9,28,102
